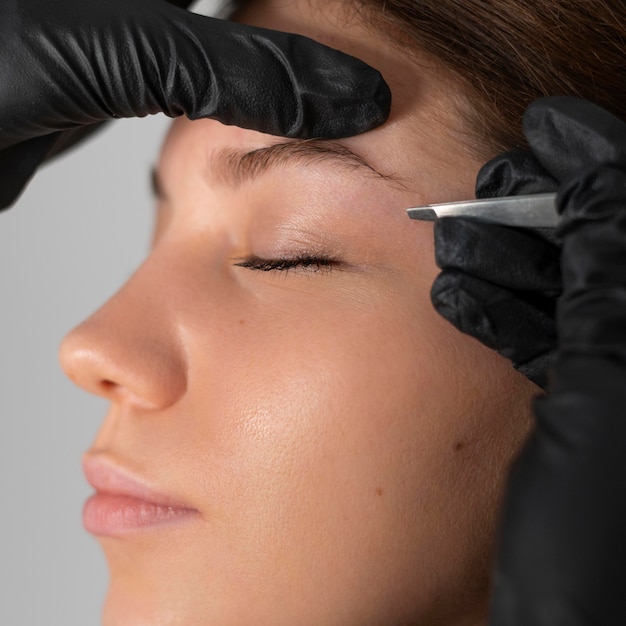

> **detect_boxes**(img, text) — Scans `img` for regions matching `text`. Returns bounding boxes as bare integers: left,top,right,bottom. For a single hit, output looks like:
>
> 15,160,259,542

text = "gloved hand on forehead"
0,0,391,210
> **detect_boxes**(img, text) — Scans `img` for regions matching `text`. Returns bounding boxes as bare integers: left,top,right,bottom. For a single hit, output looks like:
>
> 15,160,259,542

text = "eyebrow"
151,139,401,200
206,139,398,187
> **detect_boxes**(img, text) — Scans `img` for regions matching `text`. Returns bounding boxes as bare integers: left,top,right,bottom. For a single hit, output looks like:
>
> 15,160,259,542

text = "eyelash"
234,254,337,274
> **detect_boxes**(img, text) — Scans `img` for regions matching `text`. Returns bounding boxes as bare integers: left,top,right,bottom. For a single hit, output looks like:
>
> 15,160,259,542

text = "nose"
58,257,188,411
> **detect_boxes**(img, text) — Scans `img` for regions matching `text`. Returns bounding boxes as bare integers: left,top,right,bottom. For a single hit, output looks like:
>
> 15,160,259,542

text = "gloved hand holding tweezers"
432,96,626,624
428,141,562,389
0,0,390,210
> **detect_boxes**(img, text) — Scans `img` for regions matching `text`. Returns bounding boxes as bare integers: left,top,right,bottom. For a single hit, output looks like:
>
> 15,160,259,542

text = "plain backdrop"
0,1,219,623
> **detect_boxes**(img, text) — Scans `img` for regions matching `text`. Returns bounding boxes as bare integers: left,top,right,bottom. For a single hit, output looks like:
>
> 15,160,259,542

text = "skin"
59,0,538,624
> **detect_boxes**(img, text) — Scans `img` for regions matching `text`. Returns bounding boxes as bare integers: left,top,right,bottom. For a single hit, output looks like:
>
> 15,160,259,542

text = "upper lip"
82,454,197,510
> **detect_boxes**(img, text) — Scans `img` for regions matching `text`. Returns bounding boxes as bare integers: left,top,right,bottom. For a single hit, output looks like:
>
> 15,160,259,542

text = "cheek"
171,253,531,605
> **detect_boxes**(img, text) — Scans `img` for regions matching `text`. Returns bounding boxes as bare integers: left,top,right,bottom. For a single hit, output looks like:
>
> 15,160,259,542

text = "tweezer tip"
407,208,437,221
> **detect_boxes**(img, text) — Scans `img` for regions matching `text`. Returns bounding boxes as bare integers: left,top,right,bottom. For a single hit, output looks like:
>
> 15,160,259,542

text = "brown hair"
353,0,626,157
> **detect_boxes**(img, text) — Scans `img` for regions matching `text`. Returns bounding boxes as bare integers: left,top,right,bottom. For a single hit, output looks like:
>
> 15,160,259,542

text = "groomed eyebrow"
151,140,404,200
207,139,399,187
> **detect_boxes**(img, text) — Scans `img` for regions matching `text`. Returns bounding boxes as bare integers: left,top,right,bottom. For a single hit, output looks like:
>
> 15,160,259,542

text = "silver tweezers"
406,192,558,228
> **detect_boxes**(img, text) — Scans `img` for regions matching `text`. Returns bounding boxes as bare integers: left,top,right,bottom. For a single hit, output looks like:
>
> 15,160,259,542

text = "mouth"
82,455,199,537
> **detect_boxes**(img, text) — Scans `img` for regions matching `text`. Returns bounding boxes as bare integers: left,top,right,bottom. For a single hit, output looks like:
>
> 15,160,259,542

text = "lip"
82,455,199,537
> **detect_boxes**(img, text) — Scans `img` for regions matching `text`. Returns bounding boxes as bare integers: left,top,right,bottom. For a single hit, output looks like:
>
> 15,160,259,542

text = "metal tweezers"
406,192,559,228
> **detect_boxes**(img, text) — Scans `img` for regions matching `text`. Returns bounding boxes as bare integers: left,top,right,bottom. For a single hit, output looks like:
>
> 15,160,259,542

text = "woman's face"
59,1,536,624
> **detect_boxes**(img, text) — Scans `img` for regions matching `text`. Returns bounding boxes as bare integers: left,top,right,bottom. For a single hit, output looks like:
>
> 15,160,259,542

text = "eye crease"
233,254,338,274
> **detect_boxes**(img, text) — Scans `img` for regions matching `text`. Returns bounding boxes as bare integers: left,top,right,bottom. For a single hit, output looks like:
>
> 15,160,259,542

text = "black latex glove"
0,0,391,210
489,97,626,624
431,150,561,388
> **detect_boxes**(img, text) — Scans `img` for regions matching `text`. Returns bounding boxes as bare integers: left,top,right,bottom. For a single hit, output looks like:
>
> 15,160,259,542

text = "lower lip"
83,493,198,536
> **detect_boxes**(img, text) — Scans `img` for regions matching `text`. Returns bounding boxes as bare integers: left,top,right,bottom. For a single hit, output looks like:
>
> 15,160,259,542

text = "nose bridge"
58,250,188,410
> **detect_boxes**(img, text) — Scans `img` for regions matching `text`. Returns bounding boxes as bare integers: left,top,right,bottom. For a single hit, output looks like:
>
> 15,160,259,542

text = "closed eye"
233,255,338,274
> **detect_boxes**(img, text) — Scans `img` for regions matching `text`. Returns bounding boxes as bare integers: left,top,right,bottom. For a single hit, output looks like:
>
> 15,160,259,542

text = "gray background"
0,2,219,623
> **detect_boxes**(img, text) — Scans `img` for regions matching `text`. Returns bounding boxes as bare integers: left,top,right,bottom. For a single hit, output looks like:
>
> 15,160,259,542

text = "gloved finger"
523,96,626,182
557,164,626,359
0,0,390,146
129,3,392,138
434,217,561,293
431,270,557,366
476,149,558,199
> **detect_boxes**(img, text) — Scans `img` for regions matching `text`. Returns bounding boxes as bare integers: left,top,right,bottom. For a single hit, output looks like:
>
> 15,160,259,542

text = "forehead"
232,0,482,197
